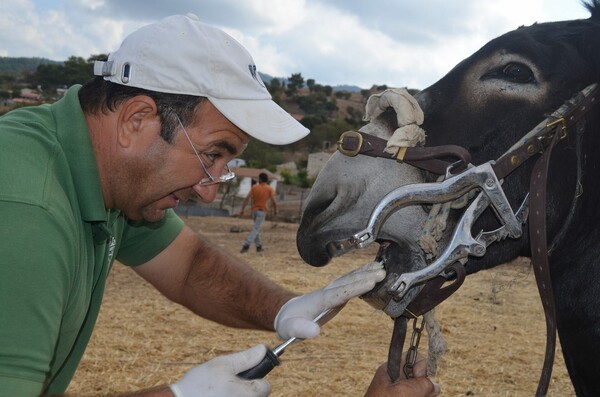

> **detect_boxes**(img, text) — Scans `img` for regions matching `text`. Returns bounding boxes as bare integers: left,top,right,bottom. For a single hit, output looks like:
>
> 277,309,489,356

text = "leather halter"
339,84,599,394
338,83,598,179
337,130,471,175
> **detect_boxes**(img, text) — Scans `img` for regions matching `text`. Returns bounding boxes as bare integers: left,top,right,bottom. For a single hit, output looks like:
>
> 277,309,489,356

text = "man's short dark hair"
258,173,269,183
78,77,205,143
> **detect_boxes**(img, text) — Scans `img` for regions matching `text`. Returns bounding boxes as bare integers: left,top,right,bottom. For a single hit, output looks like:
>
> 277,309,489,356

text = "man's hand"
274,262,385,340
364,360,440,397
170,344,271,397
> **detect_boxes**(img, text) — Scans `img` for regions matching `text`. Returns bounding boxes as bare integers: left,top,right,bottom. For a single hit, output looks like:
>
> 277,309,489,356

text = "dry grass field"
67,216,575,397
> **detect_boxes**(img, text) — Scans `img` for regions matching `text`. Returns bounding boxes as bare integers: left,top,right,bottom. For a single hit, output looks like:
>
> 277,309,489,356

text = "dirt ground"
67,216,575,397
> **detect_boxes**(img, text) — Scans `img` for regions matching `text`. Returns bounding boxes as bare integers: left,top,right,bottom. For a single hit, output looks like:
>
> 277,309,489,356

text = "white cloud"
245,0,307,33
0,0,593,89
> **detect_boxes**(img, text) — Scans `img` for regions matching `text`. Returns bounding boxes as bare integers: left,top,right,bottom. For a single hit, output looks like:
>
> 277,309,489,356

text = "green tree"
303,118,353,152
285,72,304,97
88,54,108,62
345,106,364,128
280,170,293,185
334,90,351,99
296,169,312,188
238,140,284,169
30,55,103,91
268,78,282,94
300,114,328,130
297,95,318,114
267,78,284,106
297,92,338,117
63,56,94,84
289,73,304,90
0,74,16,86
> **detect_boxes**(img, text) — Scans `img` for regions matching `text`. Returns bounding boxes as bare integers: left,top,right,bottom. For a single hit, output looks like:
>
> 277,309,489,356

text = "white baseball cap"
93,13,309,145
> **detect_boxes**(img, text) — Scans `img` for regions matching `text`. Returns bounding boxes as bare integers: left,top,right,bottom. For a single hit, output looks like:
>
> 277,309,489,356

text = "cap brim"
208,97,309,145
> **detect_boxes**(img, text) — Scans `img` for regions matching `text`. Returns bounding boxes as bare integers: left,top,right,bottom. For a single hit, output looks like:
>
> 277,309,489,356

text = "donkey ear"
583,0,600,21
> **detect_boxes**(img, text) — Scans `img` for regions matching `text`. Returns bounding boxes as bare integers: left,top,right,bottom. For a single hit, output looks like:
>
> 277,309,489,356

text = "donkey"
297,2,600,395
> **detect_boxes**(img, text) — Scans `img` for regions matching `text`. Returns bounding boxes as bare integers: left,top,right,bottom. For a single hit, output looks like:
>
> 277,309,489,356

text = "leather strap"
529,132,560,397
498,88,597,395
494,86,598,180
404,262,466,316
387,317,408,383
337,130,471,174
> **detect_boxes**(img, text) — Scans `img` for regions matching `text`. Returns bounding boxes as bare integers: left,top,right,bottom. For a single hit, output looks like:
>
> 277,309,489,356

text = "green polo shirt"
0,86,184,396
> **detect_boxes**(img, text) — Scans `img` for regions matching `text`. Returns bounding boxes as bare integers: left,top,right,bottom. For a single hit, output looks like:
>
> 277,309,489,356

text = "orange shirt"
249,183,275,211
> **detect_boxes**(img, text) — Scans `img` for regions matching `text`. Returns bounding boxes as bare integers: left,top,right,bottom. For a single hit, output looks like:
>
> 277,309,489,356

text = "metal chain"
403,316,425,378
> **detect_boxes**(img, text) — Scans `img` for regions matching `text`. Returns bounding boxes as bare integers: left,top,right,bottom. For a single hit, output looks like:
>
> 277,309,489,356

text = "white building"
306,152,333,178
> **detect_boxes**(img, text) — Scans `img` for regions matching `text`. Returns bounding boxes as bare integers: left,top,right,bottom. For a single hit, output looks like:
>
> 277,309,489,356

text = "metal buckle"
337,130,363,157
546,117,568,140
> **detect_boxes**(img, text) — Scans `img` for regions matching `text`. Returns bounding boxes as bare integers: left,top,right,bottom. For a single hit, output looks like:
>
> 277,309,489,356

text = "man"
0,14,438,397
239,172,276,253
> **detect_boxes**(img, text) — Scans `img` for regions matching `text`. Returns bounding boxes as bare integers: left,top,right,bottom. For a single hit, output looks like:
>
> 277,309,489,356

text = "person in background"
239,172,277,253
0,13,439,397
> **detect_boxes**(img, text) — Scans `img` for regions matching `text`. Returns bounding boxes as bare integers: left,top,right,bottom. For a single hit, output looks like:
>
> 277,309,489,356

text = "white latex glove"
274,261,385,340
169,344,271,397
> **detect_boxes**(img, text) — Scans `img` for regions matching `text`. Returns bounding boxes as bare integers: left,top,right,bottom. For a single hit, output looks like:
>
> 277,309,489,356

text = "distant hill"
0,57,62,74
259,72,363,92
333,84,363,93
0,58,363,91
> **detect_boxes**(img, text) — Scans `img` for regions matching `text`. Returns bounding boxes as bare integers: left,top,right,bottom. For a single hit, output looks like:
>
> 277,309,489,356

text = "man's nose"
192,184,219,203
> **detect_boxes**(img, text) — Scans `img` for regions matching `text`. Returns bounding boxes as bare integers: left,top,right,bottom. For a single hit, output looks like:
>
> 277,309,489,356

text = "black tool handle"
237,349,280,379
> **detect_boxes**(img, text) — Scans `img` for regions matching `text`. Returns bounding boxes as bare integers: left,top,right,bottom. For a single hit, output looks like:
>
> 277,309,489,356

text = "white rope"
418,182,475,260
364,88,451,376
424,309,446,375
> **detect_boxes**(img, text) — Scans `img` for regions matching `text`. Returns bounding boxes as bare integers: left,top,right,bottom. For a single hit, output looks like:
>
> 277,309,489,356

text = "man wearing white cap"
0,14,439,397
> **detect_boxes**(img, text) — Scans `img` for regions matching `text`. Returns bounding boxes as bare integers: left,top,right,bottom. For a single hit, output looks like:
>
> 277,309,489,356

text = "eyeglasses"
176,115,236,186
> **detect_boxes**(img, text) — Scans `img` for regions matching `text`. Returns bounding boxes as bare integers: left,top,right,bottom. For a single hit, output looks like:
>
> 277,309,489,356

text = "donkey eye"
482,62,535,84
502,63,534,83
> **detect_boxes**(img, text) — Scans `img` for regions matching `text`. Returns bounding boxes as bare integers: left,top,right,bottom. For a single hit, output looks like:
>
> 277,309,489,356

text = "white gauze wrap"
363,88,427,153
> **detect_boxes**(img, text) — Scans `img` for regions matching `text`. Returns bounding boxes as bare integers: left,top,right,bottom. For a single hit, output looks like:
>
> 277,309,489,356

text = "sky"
0,0,593,89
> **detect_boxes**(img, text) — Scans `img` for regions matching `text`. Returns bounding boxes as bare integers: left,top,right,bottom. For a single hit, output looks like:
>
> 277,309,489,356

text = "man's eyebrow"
214,140,243,155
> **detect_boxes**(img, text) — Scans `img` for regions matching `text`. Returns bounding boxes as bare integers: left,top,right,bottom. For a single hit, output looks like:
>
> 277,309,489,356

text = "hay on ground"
67,216,574,396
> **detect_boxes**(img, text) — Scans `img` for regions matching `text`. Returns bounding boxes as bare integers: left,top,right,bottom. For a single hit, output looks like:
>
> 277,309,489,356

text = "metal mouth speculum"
328,161,528,301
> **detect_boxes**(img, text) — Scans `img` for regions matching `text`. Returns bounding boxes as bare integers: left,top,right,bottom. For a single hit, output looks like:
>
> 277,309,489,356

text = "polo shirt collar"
52,85,108,223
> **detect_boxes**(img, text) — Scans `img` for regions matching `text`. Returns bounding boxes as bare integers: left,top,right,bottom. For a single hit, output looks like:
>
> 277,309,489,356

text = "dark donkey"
297,1,600,395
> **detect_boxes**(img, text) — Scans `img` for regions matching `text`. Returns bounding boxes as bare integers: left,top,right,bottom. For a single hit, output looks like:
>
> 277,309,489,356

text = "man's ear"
116,95,161,148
